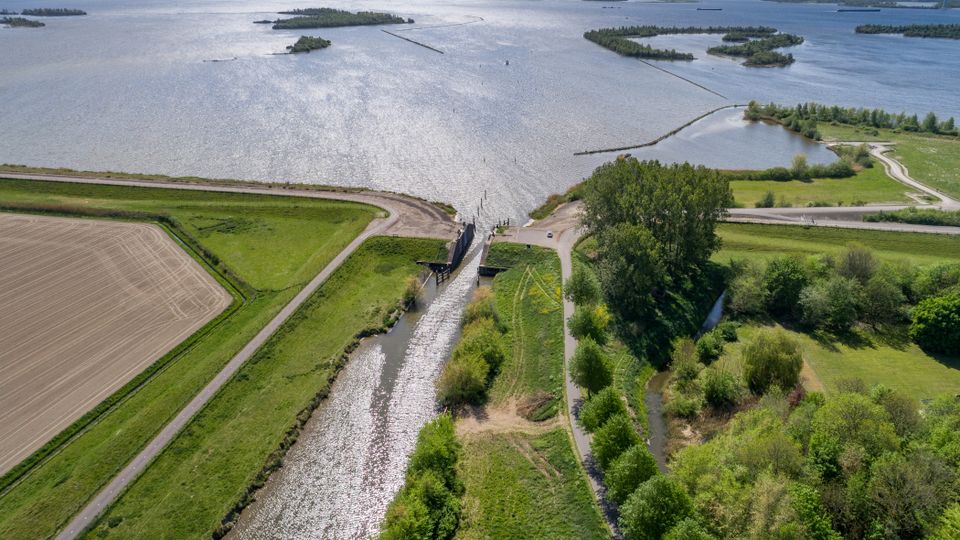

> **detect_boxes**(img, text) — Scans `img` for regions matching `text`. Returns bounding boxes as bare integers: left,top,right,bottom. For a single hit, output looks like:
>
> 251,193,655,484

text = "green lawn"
715,223,960,266
0,179,378,540
730,165,913,208
820,124,960,201
456,429,608,540
717,324,960,402
488,243,564,409
86,236,442,539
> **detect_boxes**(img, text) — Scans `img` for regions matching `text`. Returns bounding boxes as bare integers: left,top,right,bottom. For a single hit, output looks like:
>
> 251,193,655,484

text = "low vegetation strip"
0,179,377,540
856,24,960,40
87,236,443,539
20,8,86,16
1,17,44,27
746,100,959,139
866,208,960,227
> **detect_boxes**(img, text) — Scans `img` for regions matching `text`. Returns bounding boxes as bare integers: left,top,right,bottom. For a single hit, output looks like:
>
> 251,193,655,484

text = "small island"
1,16,45,27
584,26,801,66
286,35,331,53
20,8,86,16
856,24,960,40
268,8,412,30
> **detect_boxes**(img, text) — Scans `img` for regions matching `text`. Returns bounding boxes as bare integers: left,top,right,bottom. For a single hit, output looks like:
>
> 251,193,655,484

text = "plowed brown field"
0,213,231,474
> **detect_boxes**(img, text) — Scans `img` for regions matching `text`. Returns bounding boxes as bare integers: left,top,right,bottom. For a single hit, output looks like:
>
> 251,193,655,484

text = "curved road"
0,172,455,540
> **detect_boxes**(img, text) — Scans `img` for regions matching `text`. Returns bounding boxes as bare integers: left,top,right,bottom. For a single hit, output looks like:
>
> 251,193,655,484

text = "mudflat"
0,213,231,474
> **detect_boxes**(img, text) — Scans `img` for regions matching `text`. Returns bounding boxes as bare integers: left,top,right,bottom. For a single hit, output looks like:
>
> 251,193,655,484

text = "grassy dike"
87,236,443,538
0,179,379,539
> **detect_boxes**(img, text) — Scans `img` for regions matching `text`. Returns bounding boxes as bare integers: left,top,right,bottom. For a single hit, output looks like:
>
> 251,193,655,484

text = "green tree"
809,393,899,478
702,367,742,409
619,475,695,540
436,353,488,406
579,386,628,432
861,273,905,325
455,318,506,373
695,331,724,364
591,413,641,469
664,518,714,540
570,337,613,398
868,450,956,539
837,243,877,283
406,414,462,491
728,262,769,317
569,304,611,345
756,190,776,208
910,292,960,354
742,329,803,395
923,111,940,133
791,154,810,179
605,444,659,505
931,504,960,540
798,277,862,332
564,265,602,305
764,256,809,316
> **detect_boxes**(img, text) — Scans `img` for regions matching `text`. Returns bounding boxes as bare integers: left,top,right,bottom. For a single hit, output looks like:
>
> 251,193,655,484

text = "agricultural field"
729,165,914,208
0,179,378,540
0,213,231,475
820,124,960,200
715,222,960,266
86,236,443,539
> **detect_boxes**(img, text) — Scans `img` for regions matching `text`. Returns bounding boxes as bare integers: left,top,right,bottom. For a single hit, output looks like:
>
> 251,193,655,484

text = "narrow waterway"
229,245,483,539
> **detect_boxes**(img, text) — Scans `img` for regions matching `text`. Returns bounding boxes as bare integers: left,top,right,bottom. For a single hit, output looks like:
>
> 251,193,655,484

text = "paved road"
0,173,456,540
0,171,457,239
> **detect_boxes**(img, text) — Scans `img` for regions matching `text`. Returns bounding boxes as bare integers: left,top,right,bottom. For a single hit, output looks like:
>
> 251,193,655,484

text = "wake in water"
231,250,481,540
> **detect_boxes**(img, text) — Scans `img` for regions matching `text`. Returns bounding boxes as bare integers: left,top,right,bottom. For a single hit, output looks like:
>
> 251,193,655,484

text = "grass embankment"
715,222,960,266
455,243,607,539
717,324,960,402
730,165,913,208
87,236,443,539
0,179,378,539
820,124,960,200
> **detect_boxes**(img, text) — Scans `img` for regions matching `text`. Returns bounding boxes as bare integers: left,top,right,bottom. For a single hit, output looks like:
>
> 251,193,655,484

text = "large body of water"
3,0,959,220
4,1,959,538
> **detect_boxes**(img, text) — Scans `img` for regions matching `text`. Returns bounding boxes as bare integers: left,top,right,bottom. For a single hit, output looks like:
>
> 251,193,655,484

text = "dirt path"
37,174,457,540
456,399,560,437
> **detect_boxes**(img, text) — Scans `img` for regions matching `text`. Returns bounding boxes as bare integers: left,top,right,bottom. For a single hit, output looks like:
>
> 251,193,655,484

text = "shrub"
579,386,628,432
564,265,602,305
462,287,499,327
756,191,776,208
571,337,613,398
837,243,877,283
591,413,641,470
714,321,739,342
436,353,488,406
455,318,506,373
728,263,769,317
764,256,809,316
605,444,659,505
569,304,611,345
406,413,462,491
664,518,715,540
702,368,743,409
913,263,960,300
695,331,724,364
619,475,694,540
742,329,803,395
910,292,960,354
861,273,906,325
665,393,702,419
798,277,862,332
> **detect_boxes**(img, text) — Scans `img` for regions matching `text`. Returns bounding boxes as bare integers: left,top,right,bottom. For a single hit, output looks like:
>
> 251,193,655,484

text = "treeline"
1,16,44,27
435,288,506,407
708,33,803,66
379,414,462,539
20,8,86,16
765,0,960,6
856,24,960,40
271,8,411,30
583,25,779,62
579,158,731,364
746,101,959,137
286,35,330,53
728,244,960,352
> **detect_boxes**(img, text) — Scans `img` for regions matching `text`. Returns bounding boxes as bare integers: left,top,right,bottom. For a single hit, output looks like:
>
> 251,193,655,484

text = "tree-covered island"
267,8,412,30
856,24,960,40
286,35,331,53
1,16,44,27
584,26,802,66
20,8,86,16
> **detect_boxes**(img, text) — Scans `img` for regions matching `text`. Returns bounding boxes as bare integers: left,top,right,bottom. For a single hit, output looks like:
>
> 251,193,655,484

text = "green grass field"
86,236,442,539
488,243,565,409
717,324,960,402
0,179,378,539
456,429,608,540
730,165,912,208
715,223,960,266
820,124,960,201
